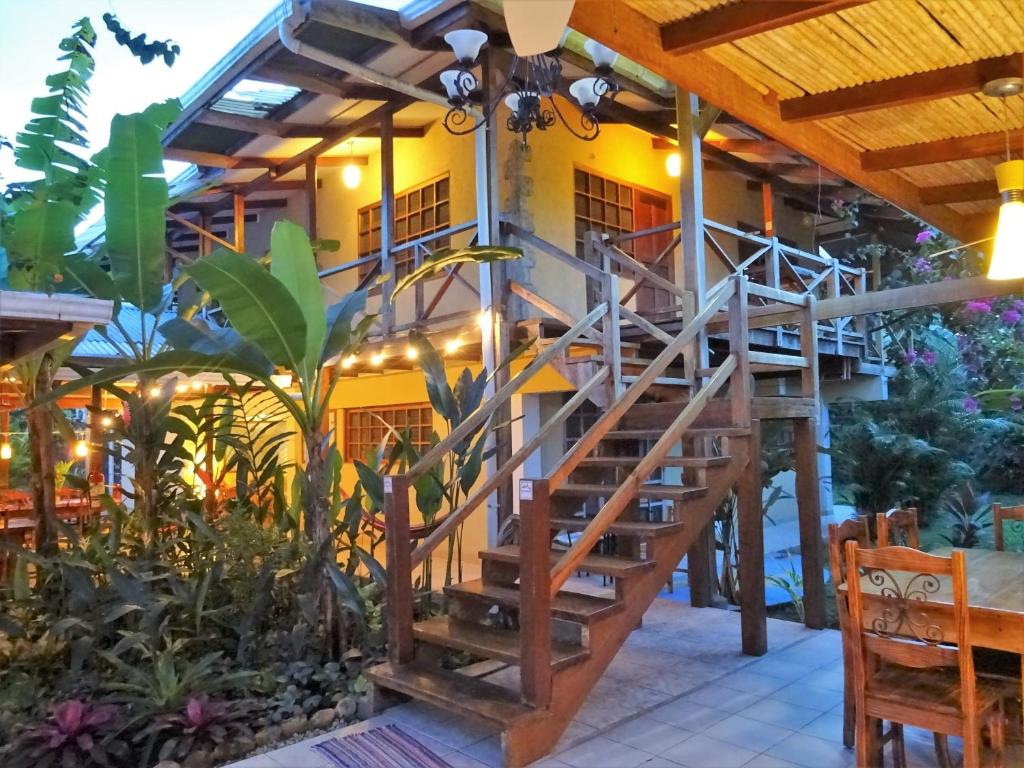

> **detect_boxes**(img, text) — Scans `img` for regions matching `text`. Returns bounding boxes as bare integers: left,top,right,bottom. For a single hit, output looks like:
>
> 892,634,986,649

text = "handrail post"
583,231,603,312
384,474,415,664
519,478,552,707
728,276,751,427
602,273,623,399
768,238,783,346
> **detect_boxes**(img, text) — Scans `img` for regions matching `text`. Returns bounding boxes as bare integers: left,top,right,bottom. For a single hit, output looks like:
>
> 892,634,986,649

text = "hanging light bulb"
341,354,358,369
148,385,163,399
0,442,11,461
444,337,463,355
270,373,294,388
405,346,418,361
175,383,188,394
190,380,203,391
342,140,361,190
989,159,1024,280
666,152,682,178
100,415,113,428
370,351,385,366
74,439,89,459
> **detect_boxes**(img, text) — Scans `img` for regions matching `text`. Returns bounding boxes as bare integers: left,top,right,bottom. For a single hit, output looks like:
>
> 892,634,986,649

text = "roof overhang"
0,292,114,372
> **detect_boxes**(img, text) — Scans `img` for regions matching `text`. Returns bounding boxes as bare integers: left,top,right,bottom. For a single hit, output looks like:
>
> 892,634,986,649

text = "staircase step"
622,374,691,387
480,544,655,579
445,579,624,623
550,516,684,537
578,456,730,469
603,427,750,441
365,661,534,727
413,616,588,671
553,483,706,502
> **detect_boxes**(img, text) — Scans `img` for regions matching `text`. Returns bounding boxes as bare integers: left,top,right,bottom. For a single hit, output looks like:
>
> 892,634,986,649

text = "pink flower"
915,230,934,244
921,350,936,366
964,300,992,315
903,349,918,364
1002,309,1021,326
963,397,979,414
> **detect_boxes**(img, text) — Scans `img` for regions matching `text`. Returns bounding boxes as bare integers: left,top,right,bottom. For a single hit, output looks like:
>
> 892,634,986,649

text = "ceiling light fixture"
342,140,361,189
983,76,1024,280
439,28,619,145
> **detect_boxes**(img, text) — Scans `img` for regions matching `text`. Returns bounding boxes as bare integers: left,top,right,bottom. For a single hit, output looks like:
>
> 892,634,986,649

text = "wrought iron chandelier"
438,29,620,144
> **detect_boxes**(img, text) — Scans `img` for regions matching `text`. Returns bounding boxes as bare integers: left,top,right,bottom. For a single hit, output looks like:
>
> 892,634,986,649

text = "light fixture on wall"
983,76,1024,280
439,28,619,145
665,152,682,178
0,440,11,461
342,140,362,189
74,438,89,459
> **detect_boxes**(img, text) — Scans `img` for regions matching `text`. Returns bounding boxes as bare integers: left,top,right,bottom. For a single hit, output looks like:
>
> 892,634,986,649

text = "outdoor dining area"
829,506,1024,767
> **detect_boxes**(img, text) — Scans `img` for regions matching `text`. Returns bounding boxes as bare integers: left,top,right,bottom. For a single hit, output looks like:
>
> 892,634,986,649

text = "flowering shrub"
5,699,129,768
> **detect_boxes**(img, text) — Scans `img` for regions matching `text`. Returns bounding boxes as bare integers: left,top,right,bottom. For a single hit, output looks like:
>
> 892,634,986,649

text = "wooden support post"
737,420,766,655
602,272,623,399
687,523,717,608
88,386,104,478
0,410,9,489
233,193,246,252
519,478,552,706
304,158,318,240
727,276,750,427
380,111,396,334
199,213,213,258
761,182,774,237
795,297,826,629
384,474,415,663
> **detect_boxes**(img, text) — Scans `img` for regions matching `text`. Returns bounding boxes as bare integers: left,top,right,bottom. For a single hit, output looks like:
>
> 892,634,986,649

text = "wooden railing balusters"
384,474,415,664
602,273,623,398
519,478,553,707
728,277,751,427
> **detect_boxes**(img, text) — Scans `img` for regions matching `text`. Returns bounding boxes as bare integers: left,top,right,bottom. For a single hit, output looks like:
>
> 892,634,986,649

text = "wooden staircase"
367,275,813,766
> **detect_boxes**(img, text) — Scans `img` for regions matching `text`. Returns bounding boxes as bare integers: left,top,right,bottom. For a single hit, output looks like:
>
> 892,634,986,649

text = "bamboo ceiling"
596,0,1024,241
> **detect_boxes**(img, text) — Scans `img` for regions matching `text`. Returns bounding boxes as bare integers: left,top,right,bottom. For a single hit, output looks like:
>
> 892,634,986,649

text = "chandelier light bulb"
440,70,464,100
444,29,488,64
584,39,619,70
569,77,602,109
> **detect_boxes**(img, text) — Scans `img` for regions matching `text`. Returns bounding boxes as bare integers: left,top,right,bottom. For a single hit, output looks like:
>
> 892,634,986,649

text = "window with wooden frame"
573,168,636,259
356,175,451,281
343,404,435,462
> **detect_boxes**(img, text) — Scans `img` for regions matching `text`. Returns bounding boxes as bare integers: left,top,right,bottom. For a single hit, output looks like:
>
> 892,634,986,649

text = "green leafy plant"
939,483,992,549
766,554,805,624
2,699,129,768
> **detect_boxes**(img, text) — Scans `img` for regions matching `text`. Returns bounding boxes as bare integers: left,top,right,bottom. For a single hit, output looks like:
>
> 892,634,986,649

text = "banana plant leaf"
390,246,522,299
186,249,307,373
270,220,326,384
4,197,76,291
409,330,457,421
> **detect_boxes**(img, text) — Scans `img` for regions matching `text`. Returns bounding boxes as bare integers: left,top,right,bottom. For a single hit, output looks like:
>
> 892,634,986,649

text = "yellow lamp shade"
342,163,362,189
666,152,682,178
988,160,1024,281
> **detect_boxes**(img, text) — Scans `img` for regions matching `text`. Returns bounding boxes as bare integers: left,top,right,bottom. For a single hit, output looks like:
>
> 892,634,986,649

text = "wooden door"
632,191,674,313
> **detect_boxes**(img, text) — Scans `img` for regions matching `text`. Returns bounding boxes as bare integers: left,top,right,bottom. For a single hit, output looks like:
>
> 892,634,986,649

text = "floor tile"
678,685,763,714
741,755,800,768
764,732,855,768
558,736,657,768
716,669,791,696
461,735,504,768
738,698,822,730
605,715,693,753
658,733,759,768
799,712,845,743
768,681,844,711
647,700,726,731
704,713,793,752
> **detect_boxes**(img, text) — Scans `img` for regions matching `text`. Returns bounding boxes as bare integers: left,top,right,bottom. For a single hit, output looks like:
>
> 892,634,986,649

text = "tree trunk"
28,358,58,556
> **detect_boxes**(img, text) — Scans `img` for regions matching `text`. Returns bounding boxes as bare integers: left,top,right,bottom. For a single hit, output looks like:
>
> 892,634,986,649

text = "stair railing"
382,295,615,668
545,275,753,597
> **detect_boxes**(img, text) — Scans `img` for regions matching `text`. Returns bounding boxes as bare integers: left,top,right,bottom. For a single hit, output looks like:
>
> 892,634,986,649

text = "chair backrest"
827,518,870,624
993,503,1024,552
845,542,974,715
876,507,920,549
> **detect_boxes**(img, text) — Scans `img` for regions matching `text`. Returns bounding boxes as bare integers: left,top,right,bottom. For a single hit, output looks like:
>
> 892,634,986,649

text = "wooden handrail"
548,354,739,597
548,279,736,490
504,222,607,282
607,220,681,244
509,281,604,344
392,220,478,255
407,302,609,480
166,211,240,253
594,241,687,299
619,305,674,345
409,366,610,569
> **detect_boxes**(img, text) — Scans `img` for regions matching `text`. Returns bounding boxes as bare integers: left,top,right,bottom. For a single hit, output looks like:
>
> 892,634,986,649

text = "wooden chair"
828,518,871,749
876,507,920,549
993,503,1024,552
845,542,1007,768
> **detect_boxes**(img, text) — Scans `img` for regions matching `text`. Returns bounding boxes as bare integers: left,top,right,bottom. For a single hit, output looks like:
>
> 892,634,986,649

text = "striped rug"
312,723,453,768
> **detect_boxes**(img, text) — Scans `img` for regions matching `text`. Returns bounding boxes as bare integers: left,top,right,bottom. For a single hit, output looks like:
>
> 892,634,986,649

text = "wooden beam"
165,148,372,170
305,157,318,239
781,53,1024,122
251,66,394,101
240,97,413,195
195,110,333,138
569,1,971,241
861,130,1024,171
706,138,793,156
920,179,999,205
233,193,245,252
660,1,867,55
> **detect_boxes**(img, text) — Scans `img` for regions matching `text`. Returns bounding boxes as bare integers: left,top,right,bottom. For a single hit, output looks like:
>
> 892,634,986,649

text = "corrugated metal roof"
73,301,175,361
212,79,302,118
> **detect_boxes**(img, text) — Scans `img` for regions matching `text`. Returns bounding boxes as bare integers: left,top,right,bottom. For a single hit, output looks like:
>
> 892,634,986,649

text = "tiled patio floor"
228,598,1019,768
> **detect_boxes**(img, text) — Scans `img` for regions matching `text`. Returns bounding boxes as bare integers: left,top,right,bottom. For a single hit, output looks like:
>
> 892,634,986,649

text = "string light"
148,385,163,399
73,439,89,459
444,337,463,355
100,416,113,428
341,354,358,369
190,380,203,391
175,383,188,394
370,351,385,366
405,346,418,361
270,373,294,388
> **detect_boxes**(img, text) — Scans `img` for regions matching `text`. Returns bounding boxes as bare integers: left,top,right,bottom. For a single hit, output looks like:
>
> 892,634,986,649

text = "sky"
0,0,285,185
